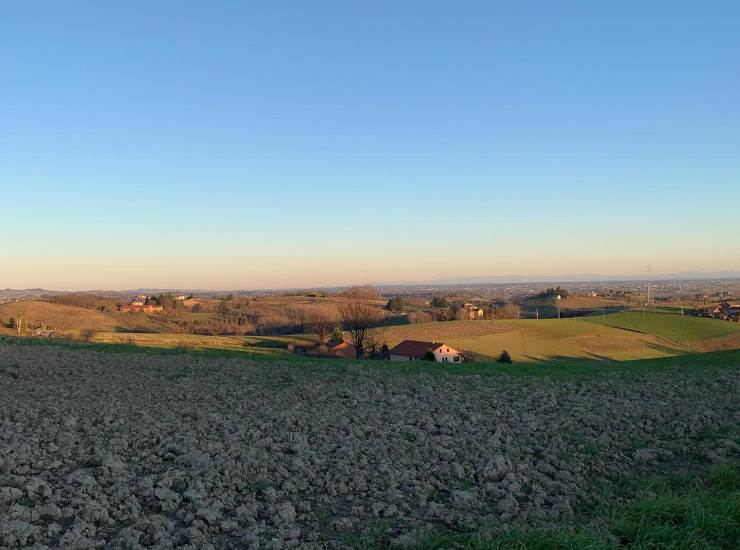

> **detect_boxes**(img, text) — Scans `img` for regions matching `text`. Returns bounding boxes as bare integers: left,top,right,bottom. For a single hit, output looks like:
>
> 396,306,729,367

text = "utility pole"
602,307,606,337
644,264,652,319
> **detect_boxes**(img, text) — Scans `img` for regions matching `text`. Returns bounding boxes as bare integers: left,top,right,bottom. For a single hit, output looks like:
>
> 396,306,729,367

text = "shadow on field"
242,338,288,349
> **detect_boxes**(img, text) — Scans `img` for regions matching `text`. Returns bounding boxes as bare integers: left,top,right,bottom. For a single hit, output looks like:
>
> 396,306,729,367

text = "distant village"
117,294,191,314
704,302,740,322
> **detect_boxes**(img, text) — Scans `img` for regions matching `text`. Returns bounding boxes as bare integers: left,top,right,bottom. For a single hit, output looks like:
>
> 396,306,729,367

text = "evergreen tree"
386,296,405,311
431,295,449,308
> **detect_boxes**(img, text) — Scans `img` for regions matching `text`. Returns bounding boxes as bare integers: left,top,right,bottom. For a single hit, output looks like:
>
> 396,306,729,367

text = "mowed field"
380,320,513,345
583,311,740,346
382,318,686,363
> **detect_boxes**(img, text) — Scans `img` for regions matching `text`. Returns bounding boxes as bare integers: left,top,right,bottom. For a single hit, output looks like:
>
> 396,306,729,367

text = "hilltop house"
463,303,485,320
118,296,163,314
389,340,463,363
130,295,148,306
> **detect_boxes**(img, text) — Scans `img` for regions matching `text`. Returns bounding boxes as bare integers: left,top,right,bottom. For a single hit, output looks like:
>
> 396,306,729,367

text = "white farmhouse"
388,340,463,363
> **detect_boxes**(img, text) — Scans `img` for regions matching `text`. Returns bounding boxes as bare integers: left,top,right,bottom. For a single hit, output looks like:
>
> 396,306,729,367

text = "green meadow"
583,311,740,343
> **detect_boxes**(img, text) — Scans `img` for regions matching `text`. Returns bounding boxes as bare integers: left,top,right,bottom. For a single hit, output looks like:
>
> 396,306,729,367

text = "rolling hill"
380,318,685,363
0,301,166,334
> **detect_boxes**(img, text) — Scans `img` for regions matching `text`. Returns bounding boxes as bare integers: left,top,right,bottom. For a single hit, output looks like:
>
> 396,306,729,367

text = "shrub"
380,343,390,360
409,311,433,324
329,327,344,344
79,328,96,342
497,350,512,363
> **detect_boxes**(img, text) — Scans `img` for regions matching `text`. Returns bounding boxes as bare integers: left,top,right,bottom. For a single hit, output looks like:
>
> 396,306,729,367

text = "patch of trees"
170,316,256,336
164,301,343,337
156,292,186,311
408,311,433,324
431,296,450,308
44,294,119,312
386,296,404,312
535,287,569,299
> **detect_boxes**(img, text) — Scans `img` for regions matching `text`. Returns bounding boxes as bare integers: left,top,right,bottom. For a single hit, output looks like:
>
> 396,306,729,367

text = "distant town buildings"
709,302,740,322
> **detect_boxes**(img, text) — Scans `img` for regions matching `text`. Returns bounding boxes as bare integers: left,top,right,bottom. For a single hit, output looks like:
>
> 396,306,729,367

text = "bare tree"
304,307,332,343
337,285,381,359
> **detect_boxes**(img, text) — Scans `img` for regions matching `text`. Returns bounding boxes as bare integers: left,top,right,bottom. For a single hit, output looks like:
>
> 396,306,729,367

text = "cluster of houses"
463,303,485,320
328,339,465,363
708,302,740,322
118,295,164,315
118,294,193,314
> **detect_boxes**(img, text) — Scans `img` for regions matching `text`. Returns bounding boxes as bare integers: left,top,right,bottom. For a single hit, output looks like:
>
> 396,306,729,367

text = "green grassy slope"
583,311,740,342
383,318,685,363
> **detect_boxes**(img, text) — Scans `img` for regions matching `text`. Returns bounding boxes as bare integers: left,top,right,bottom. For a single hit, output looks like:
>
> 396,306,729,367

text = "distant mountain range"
2,270,740,295
408,271,740,286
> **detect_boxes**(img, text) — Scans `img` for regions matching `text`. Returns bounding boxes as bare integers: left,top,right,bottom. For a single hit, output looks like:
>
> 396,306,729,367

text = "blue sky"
1,1,739,290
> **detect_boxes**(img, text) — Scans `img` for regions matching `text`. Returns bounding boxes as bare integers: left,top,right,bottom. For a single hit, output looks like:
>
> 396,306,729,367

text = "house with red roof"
388,340,463,363
329,341,357,359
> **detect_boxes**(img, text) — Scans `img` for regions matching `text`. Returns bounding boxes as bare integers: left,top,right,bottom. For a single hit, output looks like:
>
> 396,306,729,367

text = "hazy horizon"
3,2,739,290
5,269,740,294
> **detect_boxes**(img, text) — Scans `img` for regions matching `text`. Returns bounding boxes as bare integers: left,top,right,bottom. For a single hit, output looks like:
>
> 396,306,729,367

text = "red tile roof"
388,340,443,358
330,341,357,359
